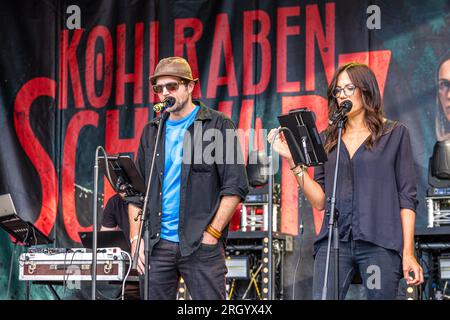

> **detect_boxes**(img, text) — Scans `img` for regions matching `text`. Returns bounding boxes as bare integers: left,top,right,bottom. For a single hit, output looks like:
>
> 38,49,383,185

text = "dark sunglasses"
152,81,185,94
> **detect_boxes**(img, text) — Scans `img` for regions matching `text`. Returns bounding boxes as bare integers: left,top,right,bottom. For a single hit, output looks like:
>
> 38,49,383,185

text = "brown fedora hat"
150,56,199,84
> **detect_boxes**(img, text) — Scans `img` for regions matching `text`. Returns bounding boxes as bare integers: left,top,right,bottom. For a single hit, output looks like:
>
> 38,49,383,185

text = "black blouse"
314,120,418,255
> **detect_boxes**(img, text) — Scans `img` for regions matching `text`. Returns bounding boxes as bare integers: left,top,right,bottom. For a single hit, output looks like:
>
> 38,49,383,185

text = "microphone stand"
321,117,346,300
269,127,303,299
133,111,167,300
268,135,276,300
91,146,106,300
92,146,133,300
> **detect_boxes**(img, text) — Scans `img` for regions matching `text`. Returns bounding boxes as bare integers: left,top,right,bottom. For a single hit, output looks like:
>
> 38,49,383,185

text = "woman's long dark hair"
323,63,385,153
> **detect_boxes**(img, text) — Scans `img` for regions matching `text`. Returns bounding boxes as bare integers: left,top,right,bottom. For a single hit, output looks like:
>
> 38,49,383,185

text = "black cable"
63,249,83,299
91,251,132,301
120,251,133,300
63,250,82,296
95,288,121,301
31,226,37,246
62,250,70,298
23,226,30,246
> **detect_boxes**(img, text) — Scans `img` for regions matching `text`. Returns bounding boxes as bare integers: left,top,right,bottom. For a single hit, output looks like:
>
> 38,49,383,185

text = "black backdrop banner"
0,0,449,298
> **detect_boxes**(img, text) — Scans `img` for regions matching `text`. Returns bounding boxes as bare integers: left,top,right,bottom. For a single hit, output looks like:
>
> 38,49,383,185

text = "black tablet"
277,108,327,167
98,155,146,194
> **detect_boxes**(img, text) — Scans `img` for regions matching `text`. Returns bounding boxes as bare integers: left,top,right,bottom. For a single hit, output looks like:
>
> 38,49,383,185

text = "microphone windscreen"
153,96,176,112
340,100,353,111
153,102,164,112
165,96,176,107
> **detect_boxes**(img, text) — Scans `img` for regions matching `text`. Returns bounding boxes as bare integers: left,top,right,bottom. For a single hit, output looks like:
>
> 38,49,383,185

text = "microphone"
153,96,176,112
328,100,353,126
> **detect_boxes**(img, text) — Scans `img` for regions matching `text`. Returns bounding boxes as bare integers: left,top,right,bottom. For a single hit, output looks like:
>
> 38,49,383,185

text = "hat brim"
150,73,199,84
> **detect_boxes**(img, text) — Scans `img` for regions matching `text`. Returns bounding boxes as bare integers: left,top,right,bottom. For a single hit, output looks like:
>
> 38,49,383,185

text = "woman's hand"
267,128,294,162
402,254,424,286
268,128,325,210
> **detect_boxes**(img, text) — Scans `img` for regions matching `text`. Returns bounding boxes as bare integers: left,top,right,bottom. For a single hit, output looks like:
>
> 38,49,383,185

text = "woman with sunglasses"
268,62,423,299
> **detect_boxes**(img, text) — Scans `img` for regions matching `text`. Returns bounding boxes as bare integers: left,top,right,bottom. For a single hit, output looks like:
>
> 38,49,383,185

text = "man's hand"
202,231,218,245
403,254,424,286
131,238,146,275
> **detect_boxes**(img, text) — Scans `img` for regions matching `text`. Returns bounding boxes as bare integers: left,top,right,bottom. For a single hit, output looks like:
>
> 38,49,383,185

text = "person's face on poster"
439,59,450,121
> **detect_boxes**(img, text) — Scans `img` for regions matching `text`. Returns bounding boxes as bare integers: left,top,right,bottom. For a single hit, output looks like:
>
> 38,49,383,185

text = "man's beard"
168,96,188,113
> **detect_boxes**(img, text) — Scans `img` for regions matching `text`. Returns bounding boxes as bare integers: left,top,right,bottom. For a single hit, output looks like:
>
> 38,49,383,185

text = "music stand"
277,108,342,300
277,108,327,167
268,108,326,299
0,193,54,300
98,155,146,195
91,153,146,300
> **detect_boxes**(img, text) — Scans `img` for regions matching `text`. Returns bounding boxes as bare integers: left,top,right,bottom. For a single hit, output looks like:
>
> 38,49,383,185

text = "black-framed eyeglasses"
332,84,357,98
152,81,185,94
439,80,450,93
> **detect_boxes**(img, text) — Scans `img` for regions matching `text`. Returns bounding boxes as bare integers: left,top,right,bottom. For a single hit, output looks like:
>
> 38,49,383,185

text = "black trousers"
144,238,227,300
312,238,402,300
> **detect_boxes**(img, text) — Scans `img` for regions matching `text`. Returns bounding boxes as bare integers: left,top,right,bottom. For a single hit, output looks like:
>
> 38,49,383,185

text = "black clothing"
134,101,249,257
102,194,130,239
147,239,227,300
314,120,418,255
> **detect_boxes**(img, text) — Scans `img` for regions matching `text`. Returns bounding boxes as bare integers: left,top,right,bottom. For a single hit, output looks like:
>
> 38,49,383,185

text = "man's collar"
149,111,169,126
193,100,212,121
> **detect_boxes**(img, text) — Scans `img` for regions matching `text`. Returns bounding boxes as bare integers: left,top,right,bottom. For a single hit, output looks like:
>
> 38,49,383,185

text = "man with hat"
127,57,249,300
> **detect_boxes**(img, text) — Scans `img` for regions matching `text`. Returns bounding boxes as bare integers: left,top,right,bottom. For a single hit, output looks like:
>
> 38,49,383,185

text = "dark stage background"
0,0,449,299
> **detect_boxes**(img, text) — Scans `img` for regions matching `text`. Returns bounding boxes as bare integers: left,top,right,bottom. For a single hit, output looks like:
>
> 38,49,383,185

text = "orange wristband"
206,224,222,240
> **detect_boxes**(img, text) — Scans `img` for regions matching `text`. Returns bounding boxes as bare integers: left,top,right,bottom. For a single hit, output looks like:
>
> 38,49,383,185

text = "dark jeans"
145,238,227,300
312,238,402,300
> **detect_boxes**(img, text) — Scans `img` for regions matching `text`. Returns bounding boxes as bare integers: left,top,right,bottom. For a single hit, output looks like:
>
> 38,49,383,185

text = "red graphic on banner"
277,6,301,93
104,108,149,204
12,2,394,242
175,18,203,98
243,10,271,96
116,23,144,106
86,26,113,108
148,21,159,103
62,111,99,242
207,14,238,99
14,78,58,236
305,3,336,91
60,29,85,109
338,50,392,98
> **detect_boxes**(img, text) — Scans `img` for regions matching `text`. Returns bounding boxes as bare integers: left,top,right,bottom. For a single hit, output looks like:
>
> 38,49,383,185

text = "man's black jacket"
134,100,249,256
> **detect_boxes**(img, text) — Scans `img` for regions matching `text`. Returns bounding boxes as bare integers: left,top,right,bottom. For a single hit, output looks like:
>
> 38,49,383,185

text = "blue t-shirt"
161,105,199,242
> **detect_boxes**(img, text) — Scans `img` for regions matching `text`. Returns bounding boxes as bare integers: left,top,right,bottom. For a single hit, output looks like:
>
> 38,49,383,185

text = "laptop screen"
79,230,131,253
0,193,17,217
